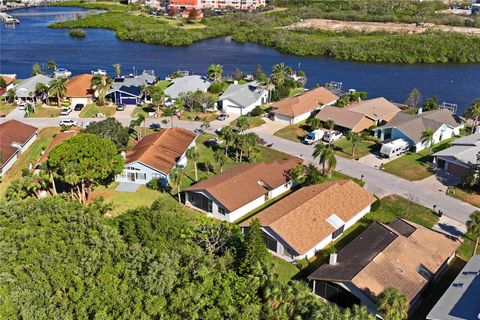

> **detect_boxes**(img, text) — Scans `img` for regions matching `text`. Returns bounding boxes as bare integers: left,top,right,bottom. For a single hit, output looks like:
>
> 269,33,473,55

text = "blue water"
1,6,479,114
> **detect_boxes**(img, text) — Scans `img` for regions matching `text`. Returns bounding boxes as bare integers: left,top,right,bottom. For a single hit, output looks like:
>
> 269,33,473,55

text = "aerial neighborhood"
1,60,479,320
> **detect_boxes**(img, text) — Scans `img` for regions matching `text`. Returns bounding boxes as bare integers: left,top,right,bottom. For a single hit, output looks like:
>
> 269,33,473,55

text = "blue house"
116,128,197,186
108,70,157,106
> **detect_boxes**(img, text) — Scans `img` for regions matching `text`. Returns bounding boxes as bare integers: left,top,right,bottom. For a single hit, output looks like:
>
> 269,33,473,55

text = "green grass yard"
273,121,308,143
26,105,61,118
231,116,265,129
382,138,456,181
130,105,156,119
447,186,480,208
333,137,377,159
80,104,116,118
0,102,16,116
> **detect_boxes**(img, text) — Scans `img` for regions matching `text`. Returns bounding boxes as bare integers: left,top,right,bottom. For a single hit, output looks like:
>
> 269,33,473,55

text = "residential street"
1,113,474,231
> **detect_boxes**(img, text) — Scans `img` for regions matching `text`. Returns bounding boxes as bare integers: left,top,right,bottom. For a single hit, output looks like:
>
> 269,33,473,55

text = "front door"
127,172,136,182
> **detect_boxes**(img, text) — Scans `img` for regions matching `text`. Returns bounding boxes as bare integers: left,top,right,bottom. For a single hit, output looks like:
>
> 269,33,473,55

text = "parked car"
303,130,325,145
215,126,225,134
116,104,125,111
60,107,72,116
217,113,229,121
323,131,343,143
380,139,410,158
74,104,84,111
194,128,206,135
59,119,77,127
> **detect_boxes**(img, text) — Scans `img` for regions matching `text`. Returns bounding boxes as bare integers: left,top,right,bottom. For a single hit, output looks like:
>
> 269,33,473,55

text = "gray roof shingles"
219,81,264,108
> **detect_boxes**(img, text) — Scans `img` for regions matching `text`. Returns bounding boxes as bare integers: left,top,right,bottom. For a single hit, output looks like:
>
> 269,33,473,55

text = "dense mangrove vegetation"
49,0,480,63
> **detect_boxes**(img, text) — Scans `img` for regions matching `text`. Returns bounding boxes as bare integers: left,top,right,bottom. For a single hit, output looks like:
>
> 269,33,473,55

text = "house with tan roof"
184,157,302,222
346,97,401,123
240,180,375,261
116,128,197,186
308,219,460,316
271,87,339,124
0,74,16,96
65,74,97,106
0,120,38,177
373,109,464,152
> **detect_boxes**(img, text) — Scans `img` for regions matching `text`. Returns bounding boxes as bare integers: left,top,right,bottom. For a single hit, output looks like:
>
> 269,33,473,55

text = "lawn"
289,88,305,97
333,137,376,159
0,102,16,116
27,105,61,118
89,182,172,217
273,256,299,281
179,111,218,122
0,127,61,197
79,104,116,118
231,116,265,129
273,121,308,143
382,138,456,181
131,105,156,119
447,186,480,208
179,134,289,191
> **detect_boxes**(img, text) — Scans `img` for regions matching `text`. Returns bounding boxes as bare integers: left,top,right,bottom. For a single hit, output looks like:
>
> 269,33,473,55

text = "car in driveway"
217,113,229,121
322,131,343,143
60,107,72,116
73,104,84,111
116,104,125,111
59,119,77,127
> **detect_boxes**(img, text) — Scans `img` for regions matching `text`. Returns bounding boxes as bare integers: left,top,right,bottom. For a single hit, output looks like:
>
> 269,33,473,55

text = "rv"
380,139,409,158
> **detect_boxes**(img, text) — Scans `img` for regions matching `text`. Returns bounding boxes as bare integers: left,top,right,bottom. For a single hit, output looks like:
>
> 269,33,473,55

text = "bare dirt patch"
285,18,480,35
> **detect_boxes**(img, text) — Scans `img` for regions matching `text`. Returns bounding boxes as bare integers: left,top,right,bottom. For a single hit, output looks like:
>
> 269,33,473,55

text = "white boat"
91,69,107,76
55,68,72,78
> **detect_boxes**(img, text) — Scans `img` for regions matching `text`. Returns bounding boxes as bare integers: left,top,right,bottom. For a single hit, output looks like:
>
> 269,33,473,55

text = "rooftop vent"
329,253,337,265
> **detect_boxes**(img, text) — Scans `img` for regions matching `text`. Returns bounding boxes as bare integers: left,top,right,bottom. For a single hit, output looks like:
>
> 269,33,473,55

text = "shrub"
208,81,227,94
371,198,381,211
250,105,263,117
69,28,86,38
146,179,163,191
295,258,309,270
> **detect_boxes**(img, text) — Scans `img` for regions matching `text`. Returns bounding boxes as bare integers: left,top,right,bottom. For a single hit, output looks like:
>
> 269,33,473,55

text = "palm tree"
91,75,111,106
312,143,337,177
31,63,43,76
421,128,435,155
218,126,236,156
186,147,200,181
347,131,362,158
325,119,335,146
207,64,223,82
145,85,165,114
169,168,183,203
112,63,121,78
46,60,57,74
235,116,250,132
271,63,292,86
377,287,408,320
48,78,67,108
467,211,480,255
35,82,49,105
6,88,16,103
307,117,321,130
464,99,480,133
214,150,228,173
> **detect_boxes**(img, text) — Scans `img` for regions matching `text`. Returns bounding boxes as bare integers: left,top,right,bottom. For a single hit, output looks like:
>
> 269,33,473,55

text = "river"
1,6,479,114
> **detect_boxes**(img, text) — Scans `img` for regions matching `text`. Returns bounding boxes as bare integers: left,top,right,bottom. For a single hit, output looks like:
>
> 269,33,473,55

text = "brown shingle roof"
65,74,95,98
316,106,375,132
346,97,401,122
186,157,303,212
241,180,375,255
309,219,460,303
272,87,339,118
0,120,38,168
126,128,196,174
36,130,79,165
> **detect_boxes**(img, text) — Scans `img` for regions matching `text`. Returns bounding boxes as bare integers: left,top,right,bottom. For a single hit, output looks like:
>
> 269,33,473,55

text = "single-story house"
65,74,97,106
271,87,339,124
164,75,211,99
184,157,303,222
36,130,79,167
116,128,196,186
0,120,38,177
316,106,375,133
0,74,16,95
11,74,52,100
427,254,480,320
308,219,460,316
218,81,268,115
373,109,464,152
240,180,375,261
432,133,480,178
345,97,401,124
108,70,157,106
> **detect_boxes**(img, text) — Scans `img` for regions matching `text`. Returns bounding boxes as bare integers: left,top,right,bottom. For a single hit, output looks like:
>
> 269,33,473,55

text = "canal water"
1,6,479,114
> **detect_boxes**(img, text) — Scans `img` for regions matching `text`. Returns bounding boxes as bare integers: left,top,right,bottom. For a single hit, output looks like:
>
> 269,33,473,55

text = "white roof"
14,74,52,98
219,81,265,108
164,75,211,99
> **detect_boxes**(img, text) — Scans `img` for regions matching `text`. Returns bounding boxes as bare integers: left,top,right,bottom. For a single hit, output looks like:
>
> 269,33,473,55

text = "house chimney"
329,253,338,265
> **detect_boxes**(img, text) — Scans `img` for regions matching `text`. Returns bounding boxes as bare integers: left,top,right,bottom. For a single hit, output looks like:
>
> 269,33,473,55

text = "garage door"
121,97,138,106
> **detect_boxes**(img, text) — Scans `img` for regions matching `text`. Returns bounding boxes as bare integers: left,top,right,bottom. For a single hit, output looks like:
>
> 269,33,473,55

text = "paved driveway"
115,182,140,193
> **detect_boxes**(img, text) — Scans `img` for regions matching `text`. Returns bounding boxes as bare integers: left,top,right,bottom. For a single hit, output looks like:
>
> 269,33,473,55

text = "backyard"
79,103,116,118
382,138,456,181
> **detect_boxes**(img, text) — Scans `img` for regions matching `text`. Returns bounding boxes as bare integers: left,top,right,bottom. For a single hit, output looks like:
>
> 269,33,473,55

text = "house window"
189,192,213,213
314,281,361,309
218,207,226,215
135,172,147,180
152,173,162,179
283,246,295,259
126,166,140,171
263,231,278,252
332,225,345,240
417,264,433,281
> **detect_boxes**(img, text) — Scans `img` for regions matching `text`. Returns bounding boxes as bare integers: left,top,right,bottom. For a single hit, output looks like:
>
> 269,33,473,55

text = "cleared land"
285,18,480,36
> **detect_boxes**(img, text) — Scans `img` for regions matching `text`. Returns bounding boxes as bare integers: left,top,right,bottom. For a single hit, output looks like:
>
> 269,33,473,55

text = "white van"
380,139,409,158
303,130,324,145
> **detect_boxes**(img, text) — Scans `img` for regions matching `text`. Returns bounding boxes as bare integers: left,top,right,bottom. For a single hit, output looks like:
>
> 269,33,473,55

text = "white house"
0,120,38,177
116,128,197,186
271,86,339,124
164,75,211,99
373,109,464,152
218,81,268,115
11,74,52,101
240,180,375,261
184,157,303,222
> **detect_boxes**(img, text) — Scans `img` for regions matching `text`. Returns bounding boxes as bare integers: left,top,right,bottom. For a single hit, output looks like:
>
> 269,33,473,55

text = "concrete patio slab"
115,182,140,193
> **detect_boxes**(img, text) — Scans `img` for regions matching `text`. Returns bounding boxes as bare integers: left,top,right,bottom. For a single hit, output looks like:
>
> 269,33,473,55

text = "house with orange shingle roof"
65,74,97,106
308,219,459,316
271,87,339,124
116,128,197,186
184,157,303,222
0,74,16,96
240,180,375,261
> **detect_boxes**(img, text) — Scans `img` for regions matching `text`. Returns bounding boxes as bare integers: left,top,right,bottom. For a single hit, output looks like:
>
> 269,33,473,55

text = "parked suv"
59,119,77,127
60,107,72,116
217,113,229,121
74,104,84,111
322,131,343,143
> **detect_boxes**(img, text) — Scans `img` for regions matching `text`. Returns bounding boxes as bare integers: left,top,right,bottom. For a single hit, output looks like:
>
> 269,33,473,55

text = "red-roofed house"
65,74,96,106
0,74,16,96
0,120,38,177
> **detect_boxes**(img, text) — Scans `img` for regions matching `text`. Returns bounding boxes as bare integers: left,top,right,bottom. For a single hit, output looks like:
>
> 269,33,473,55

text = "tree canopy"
85,117,130,150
